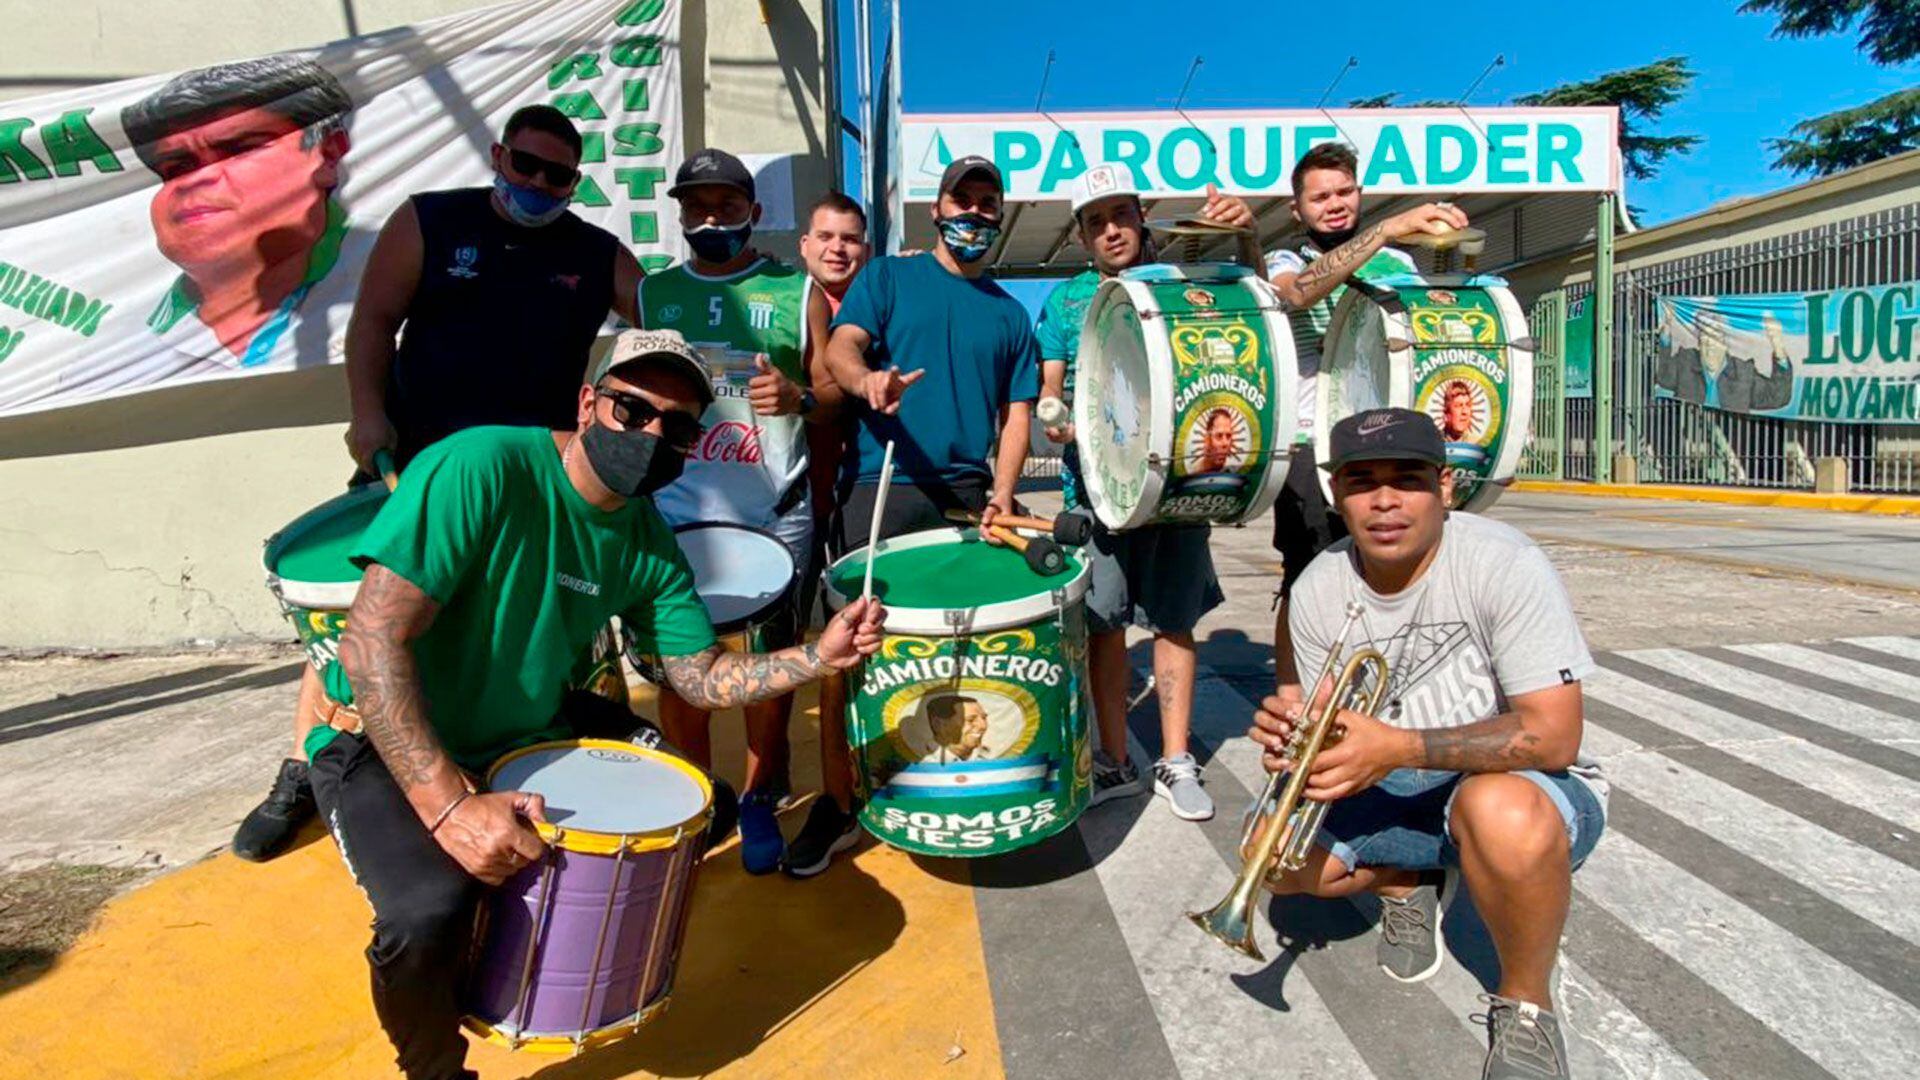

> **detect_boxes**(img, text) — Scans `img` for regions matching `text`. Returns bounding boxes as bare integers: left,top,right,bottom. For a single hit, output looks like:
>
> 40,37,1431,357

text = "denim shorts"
1316,768,1606,874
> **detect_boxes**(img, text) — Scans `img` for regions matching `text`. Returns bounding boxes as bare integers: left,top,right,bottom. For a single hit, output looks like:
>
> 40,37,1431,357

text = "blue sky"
898,0,1915,226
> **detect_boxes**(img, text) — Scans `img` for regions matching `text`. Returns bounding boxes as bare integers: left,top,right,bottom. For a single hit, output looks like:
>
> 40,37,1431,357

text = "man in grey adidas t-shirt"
1247,407,1606,1080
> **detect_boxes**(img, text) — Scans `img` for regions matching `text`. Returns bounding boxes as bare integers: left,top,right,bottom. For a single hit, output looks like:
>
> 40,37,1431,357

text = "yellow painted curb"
1511,480,1920,517
0,687,1006,1080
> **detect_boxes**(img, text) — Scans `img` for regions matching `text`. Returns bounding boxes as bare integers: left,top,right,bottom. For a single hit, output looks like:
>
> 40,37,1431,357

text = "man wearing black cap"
636,147,837,875
1245,407,1607,1080
790,155,1040,876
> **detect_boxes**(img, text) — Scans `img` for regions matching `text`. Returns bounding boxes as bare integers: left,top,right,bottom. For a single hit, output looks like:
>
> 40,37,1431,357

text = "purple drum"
463,739,713,1054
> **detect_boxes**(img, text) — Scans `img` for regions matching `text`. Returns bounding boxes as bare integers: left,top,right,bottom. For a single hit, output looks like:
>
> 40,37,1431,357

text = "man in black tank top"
231,106,645,866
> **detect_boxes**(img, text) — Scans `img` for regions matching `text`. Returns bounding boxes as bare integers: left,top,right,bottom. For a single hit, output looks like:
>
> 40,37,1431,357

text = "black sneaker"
783,798,860,878
232,758,316,862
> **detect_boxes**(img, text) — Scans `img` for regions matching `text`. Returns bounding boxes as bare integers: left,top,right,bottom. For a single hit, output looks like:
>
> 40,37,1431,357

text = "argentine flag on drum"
880,753,1059,800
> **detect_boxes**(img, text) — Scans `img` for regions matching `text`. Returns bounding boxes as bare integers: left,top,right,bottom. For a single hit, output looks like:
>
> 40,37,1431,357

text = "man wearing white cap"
1035,166,1253,822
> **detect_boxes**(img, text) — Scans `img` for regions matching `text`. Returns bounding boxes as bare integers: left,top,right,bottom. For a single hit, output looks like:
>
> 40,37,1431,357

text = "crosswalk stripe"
1574,830,1920,1079
1585,697,1920,882
1817,640,1920,681
1847,635,1920,665
1623,647,1920,747
1596,653,1920,782
1725,643,1920,718
1583,667,1920,836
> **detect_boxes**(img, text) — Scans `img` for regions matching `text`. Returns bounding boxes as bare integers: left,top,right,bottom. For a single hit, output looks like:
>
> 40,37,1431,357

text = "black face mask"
1308,225,1358,252
579,422,686,498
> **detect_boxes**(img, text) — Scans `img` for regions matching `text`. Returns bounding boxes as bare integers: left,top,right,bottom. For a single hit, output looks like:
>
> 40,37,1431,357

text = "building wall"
0,0,831,650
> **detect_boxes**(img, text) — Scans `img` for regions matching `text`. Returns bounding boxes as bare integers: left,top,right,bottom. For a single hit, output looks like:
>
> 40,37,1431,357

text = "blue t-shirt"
831,253,1040,484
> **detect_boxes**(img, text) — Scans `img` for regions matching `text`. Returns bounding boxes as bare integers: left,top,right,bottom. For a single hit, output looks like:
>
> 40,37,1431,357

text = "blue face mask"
684,221,753,263
936,213,1001,263
492,174,570,227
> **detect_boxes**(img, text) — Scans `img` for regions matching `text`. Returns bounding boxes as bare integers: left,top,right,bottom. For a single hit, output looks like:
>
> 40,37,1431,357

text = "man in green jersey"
1261,141,1467,715
309,329,884,1080
1035,164,1253,823
638,148,839,875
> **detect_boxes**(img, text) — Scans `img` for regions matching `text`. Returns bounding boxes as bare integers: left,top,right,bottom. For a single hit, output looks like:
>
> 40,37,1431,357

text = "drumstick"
372,449,399,493
861,440,896,603
985,524,1067,576
942,508,1093,546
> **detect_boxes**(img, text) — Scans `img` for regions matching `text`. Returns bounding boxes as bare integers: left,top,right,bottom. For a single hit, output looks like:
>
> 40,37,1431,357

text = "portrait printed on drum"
1421,372,1496,472
1182,403,1253,477
894,687,1035,766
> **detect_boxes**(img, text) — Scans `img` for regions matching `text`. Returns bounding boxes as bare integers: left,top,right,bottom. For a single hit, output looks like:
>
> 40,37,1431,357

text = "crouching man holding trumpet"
1237,407,1609,1080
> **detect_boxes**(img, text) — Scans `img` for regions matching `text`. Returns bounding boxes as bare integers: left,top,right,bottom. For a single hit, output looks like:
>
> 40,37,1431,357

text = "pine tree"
1740,0,1920,64
1513,58,1701,181
1770,87,1920,175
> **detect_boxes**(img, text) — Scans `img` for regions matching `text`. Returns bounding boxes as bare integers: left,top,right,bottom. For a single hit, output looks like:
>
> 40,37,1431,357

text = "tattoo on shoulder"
337,565,445,792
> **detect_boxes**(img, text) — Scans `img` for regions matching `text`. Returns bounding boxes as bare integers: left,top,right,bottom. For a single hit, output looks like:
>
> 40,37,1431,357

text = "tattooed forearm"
1413,713,1552,773
1286,223,1387,308
338,565,453,800
662,642,828,711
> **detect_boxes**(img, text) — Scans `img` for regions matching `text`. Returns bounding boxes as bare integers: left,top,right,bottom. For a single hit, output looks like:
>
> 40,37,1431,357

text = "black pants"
1270,444,1348,596
310,693,735,1080
830,474,992,558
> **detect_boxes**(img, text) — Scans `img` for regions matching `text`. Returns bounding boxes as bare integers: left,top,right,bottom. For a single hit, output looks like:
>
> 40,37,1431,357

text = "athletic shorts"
1314,768,1607,874
1084,519,1222,635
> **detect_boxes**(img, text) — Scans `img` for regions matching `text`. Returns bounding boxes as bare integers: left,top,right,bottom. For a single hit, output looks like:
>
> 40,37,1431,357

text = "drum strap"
772,472,809,518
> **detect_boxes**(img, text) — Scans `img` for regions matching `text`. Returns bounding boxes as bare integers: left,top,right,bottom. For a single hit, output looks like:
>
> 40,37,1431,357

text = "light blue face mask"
936,212,1002,263
493,174,569,227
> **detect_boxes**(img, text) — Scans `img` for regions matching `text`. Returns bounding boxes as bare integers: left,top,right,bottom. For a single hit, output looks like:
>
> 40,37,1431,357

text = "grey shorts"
1084,520,1224,635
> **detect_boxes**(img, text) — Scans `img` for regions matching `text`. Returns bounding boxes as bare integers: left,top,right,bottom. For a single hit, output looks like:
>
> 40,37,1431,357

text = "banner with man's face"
0,0,682,417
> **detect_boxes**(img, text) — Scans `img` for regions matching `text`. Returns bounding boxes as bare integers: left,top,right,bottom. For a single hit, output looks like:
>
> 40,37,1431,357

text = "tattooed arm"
338,563,547,883
1412,682,1584,774
660,596,888,710
1268,202,1468,311
337,564,458,810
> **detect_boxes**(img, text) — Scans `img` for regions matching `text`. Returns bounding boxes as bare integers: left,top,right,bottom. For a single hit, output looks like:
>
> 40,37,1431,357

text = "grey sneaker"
1152,754,1214,821
1378,870,1450,983
1090,750,1148,805
1479,994,1571,1079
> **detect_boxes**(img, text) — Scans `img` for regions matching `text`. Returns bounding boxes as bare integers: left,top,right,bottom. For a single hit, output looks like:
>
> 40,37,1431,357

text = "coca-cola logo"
692,420,763,464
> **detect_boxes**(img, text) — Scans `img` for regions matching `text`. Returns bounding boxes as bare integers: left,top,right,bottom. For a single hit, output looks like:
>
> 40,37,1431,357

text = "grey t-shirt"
1288,512,1607,801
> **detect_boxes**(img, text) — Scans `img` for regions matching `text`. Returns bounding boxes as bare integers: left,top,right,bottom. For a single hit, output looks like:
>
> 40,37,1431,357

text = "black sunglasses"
505,146,580,188
597,387,705,451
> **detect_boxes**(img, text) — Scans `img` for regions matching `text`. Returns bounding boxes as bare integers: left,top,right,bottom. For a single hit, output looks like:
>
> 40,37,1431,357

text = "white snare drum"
625,523,797,678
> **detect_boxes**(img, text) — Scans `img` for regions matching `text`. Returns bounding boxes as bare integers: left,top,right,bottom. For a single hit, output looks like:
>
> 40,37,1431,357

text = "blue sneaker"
738,791,785,875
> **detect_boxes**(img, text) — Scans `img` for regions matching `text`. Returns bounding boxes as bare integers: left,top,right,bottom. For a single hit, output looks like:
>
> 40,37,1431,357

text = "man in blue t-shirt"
788,155,1039,877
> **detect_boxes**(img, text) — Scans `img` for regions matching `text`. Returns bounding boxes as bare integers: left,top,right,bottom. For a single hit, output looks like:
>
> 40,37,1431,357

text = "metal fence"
1525,201,1920,493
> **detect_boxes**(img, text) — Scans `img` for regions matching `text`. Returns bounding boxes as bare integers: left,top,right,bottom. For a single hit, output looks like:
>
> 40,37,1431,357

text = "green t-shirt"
321,426,716,770
1034,270,1103,509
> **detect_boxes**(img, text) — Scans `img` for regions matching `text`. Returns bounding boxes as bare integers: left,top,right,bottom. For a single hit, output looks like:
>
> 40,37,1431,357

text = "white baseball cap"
1070,164,1140,216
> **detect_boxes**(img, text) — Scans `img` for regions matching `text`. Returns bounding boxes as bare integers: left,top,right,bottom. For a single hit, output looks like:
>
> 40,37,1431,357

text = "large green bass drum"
1318,274,1534,511
1073,264,1298,531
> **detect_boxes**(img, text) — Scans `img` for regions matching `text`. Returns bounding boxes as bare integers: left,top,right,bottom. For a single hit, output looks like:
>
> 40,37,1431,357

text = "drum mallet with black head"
944,508,1093,547
982,524,1068,576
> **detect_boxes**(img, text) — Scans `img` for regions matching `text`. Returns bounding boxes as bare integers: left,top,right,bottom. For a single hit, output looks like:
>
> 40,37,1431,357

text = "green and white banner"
0,0,681,417
1654,284,1919,423
901,108,1621,201
1565,294,1593,399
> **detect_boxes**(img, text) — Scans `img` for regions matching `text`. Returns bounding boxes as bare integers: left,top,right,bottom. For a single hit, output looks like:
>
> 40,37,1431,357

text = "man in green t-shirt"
309,329,885,1080
1035,165,1253,825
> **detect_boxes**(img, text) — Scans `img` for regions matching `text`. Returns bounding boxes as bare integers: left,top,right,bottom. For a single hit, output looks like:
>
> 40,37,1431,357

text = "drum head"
262,485,389,608
822,527,1090,635
672,524,796,632
490,741,710,839
1075,279,1166,530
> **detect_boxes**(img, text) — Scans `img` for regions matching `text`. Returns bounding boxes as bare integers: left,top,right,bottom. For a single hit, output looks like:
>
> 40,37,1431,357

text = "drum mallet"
984,523,1067,576
372,449,400,493
1036,396,1070,429
943,508,1093,547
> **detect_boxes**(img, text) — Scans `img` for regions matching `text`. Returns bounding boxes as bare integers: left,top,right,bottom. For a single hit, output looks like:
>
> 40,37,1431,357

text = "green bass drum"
823,528,1092,858
1074,264,1298,530
1318,274,1535,511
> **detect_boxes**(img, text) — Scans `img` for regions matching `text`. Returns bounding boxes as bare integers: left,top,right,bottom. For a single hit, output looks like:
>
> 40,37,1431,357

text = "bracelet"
427,789,472,835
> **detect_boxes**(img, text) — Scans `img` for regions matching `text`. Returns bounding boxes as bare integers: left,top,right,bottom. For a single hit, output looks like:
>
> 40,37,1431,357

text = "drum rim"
1075,277,1173,531
820,526,1090,634
667,520,799,634
484,738,715,855
261,483,389,610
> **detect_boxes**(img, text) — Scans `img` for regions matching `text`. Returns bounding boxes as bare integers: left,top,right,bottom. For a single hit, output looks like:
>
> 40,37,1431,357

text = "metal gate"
1520,292,1565,480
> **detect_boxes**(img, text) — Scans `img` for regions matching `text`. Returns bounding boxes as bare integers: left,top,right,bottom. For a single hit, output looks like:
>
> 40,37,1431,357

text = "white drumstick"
861,439,896,603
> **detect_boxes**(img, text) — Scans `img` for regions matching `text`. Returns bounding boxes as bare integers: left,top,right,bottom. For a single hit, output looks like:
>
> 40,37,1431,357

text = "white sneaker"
1152,753,1214,821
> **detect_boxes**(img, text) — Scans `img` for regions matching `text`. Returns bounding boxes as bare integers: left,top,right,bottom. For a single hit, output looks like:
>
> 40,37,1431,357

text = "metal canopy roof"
901,189,1623,280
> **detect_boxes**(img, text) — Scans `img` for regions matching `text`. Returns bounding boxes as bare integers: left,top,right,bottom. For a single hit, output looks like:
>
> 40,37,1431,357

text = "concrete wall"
0,0,831,650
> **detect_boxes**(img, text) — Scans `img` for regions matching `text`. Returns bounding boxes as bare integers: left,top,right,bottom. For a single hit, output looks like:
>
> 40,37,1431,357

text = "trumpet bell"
1186,902,1264,962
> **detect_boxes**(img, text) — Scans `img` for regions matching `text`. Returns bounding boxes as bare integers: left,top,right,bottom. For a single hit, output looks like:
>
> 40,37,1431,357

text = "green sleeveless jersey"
637,258,813,542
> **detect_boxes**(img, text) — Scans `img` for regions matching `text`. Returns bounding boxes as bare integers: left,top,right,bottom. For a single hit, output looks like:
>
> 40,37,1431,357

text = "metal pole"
1593,193,1616,484
1551,292,1567,481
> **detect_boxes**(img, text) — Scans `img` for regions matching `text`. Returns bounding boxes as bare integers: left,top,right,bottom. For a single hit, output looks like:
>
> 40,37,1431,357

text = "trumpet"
1188,602,1389,960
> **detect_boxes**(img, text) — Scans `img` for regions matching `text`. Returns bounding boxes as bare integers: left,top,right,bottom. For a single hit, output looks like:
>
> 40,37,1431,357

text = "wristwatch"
798,388,817,416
